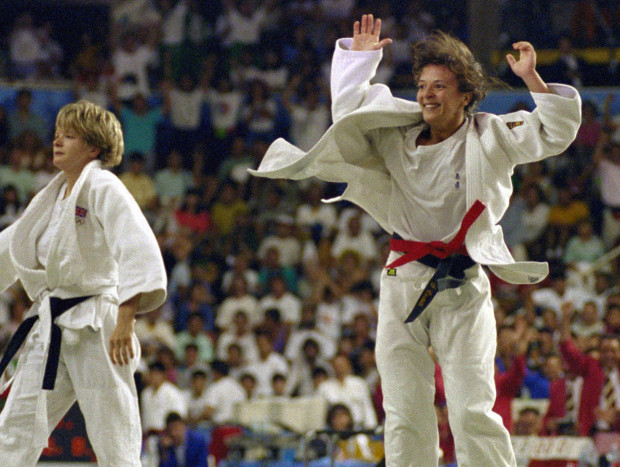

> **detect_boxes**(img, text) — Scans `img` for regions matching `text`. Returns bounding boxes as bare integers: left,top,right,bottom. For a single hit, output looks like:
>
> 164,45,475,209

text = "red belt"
387,200,486,269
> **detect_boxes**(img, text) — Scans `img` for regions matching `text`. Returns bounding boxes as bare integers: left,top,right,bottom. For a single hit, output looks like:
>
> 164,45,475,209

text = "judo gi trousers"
375,257,515,467
0,305,142,466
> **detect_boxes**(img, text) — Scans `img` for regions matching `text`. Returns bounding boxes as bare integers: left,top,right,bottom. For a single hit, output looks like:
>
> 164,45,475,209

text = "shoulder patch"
506,121,524,130
387,268,397,276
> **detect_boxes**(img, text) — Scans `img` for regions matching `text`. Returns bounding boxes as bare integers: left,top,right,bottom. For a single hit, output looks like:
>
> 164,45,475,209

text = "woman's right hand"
351,14,392,51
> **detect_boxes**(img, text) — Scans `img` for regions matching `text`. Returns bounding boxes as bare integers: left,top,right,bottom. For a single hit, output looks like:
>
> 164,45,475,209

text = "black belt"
0,295,92,390
392,234,476,323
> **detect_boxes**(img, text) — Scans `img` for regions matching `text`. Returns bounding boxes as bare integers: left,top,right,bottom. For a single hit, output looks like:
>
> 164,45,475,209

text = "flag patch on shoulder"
506,121,524,129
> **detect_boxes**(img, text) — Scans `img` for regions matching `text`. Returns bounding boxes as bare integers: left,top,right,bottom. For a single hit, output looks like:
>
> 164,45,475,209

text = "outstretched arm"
331,14,393,122
506,42,550,94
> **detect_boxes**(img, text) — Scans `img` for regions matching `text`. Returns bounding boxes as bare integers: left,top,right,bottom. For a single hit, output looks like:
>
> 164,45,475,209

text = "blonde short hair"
55,100,124,167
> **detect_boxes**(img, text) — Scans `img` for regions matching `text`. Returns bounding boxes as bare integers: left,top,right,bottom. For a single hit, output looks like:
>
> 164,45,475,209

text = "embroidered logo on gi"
387,268,397,276
455,172,460,189
528,276,538,283
75,206,88,224
506,121,524,129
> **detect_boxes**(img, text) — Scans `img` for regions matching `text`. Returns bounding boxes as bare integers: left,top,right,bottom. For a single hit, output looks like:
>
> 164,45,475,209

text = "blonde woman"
0,100,166,466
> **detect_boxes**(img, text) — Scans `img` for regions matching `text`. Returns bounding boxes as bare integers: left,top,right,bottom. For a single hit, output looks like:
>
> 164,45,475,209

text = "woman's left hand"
506,41,550,93
109,297,140,365
506,41,539,78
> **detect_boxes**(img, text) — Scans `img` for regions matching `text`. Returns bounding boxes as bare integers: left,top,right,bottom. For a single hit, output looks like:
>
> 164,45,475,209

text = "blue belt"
0,295,92,390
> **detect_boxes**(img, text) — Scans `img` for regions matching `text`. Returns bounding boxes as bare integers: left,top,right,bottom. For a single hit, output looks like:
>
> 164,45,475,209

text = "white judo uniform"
250,38,582,466
0,159,166,466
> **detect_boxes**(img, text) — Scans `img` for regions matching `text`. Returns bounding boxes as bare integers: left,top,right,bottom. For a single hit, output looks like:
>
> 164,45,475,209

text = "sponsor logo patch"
387,268,397,276
506,121,524,129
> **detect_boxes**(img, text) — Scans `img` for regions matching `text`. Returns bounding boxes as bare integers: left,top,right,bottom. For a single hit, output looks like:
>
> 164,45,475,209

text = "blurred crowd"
0,0,619,464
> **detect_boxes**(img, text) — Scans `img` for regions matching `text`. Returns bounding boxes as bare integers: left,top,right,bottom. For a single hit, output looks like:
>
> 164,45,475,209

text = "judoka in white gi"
0,100,167,466
250,15,582,466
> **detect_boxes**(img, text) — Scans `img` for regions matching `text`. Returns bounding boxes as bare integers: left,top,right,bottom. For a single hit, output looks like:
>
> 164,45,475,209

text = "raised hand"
505,41,538,79
506,41,550,93
351,14,392,51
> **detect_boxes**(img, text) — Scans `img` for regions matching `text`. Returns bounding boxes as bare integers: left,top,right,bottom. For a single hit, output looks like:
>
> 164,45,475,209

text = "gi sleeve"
0,222,18,293
497,84,582,166
90,174,166,313
330,38,384,122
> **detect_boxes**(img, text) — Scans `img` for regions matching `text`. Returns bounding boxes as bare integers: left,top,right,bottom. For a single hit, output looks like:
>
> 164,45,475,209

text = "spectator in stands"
113,92,167,174
176,343,206,390
9,14,42,80
159,412,208,467
174,312,214,363
257,215,302,268
546,187,590,259
173,281,215,333
217,310,259,363
206,75,243,157
282,76,330,152
331,213,379,266
532,265,594,316
210,181,248,237
559,303,620,435
272,373,289,398
239,371,258,400
36,21,64,80
112,29,158,104
141,362,188,435
575,100,603,157
318,354,377,429
119,152,157,211
162,75,206,163
216,275,260,331
225,342,247,380
199,360,246,426
217,0,276,52
543,352,583,436
154,150,193,207
494,323,528,431
245,331,289,396
221,252,259,295
259,275,302,327
74,71,110,110
216,136,254,183
240,80,280,144
571,300,605,339
513,407,543,436
7,89,48,144
296,182,338,243
187,370,208,426
547,35,587,87
172,188,211,235
135,307,177,354
287,337,332,397
563,219,605,266
258,308,290,354
0,147,36,204
0,185,23,231
593,130,620,249
521,183,551,261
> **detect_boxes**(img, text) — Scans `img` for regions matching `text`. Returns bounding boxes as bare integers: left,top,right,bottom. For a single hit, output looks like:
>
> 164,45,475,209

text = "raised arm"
330,14,392,122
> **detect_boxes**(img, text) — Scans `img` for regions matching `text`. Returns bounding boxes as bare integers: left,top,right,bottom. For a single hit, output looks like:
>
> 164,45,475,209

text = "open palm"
351,14,392,51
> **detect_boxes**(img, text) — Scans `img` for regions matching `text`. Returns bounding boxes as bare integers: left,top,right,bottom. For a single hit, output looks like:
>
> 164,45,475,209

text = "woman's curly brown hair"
412,31,501,113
